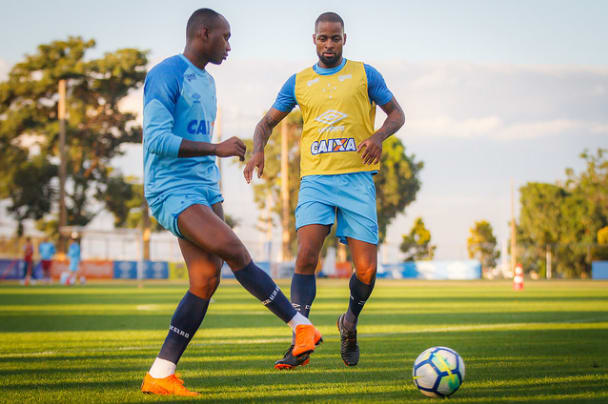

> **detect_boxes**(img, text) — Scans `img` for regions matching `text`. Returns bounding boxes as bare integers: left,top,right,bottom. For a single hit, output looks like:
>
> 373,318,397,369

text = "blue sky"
2,0,608,65
1,0,607,260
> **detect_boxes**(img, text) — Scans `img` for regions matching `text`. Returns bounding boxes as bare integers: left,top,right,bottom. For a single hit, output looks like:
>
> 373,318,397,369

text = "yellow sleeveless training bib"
294,60,378,176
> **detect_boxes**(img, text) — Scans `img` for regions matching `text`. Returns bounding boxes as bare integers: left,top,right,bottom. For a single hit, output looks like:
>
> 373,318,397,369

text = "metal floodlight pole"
58,79,68,252
510,179,517,275
280,119,290,262
546,244,552,279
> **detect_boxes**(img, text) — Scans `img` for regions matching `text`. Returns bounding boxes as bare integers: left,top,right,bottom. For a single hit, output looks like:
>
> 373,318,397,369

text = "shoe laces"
340,321,357,348
169,375,195,395
173,373,184,385
283,345,295,358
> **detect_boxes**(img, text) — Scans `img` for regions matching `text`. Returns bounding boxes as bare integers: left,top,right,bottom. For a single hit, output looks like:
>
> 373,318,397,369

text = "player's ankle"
288,312,312,331
149,357,176,378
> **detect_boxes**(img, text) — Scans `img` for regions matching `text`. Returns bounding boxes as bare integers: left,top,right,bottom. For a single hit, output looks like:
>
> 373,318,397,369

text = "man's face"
313,21,346,68
205,17,231,65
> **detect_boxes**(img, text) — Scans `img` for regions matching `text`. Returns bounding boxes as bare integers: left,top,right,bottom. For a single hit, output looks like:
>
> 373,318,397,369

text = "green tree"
240,112,423,256
0,37,147,236
599,227,608,246
241,111,303,256
596,226,608,261
467,220,500,271
400,217,436,261
517,148,608,277
375,136,423,243
2,156,57,236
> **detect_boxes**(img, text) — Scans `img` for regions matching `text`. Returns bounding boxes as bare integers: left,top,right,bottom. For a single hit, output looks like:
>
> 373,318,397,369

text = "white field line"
1,317,606,359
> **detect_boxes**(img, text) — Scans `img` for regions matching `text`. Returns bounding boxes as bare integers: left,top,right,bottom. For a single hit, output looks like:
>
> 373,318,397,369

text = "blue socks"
291,273,316,317
344,273,375,328
158,291,209,364
234,261,297,323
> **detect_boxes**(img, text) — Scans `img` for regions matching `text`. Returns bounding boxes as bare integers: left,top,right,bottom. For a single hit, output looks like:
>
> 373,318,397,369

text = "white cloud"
406,116,599,140
495,119,582,140
591,123,608,134
407,116,502,138
118,87,143,124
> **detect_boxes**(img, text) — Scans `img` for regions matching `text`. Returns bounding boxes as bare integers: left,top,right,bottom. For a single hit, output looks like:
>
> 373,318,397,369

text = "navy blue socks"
344,273,375,328
234,261,297,323
158,291,209,364
291,273,316,317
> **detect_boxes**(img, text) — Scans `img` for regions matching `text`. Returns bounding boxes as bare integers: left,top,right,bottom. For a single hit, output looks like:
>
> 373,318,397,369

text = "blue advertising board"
377,260,482,280
113,261,138,279
0,259,22,280
113,261,169,279
592,261,608,279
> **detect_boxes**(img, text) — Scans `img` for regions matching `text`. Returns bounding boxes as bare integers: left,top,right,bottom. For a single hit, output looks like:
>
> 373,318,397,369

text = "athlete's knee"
220,241,250,270
296,244,320,274
189,273,221,300
354,256,377,285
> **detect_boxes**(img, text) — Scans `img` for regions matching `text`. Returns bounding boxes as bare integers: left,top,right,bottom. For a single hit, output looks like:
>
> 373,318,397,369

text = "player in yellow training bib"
244,12,405,369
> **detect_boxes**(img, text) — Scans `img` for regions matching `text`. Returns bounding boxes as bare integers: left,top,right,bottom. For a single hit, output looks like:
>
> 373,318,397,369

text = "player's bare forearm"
374,97,405,142
245,108,288,182
357,97,405,164
179,138,246,160
178,139,216,157
252,108,289,153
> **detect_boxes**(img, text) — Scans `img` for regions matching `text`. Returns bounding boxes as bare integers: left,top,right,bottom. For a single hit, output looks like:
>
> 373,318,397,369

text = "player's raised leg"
142,205,224,396
178,204,322,357
338,237,377,366
275,224,329,369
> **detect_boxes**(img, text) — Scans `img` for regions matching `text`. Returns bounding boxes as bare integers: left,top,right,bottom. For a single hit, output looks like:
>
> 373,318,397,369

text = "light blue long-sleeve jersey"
67,242,80,262
143,54,220,203
38,242,56,260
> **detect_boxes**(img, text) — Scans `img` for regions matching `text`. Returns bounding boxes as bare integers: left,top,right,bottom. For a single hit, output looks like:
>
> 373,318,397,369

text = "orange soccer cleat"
292,324,323,357
141,373,199,396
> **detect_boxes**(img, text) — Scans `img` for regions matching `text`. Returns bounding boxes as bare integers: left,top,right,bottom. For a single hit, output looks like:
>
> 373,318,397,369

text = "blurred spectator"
68,234,83,284
23,237,34,285
39,237,56,283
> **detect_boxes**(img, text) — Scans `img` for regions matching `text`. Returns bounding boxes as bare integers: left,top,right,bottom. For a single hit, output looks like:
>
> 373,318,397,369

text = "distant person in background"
67,235,82,285
22,237,34,286
38,237,56,283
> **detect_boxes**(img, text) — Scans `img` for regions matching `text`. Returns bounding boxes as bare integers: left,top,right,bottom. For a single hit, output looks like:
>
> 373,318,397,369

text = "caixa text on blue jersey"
187,119,213,135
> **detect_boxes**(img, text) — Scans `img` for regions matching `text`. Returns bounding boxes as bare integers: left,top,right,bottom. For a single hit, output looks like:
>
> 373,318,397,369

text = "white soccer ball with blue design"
412,346,465,398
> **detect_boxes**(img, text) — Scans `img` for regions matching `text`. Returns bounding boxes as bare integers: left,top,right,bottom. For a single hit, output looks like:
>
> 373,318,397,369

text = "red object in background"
50,260,113,279
81,260,113,279
333,262,353,278
513,264,524,290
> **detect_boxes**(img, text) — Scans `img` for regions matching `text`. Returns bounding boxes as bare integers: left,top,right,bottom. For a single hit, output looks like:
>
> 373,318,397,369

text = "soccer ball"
412,346,465,398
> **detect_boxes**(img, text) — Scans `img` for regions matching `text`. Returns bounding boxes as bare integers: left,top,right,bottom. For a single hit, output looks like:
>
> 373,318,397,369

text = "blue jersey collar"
313,58,347,75
179,54,208,76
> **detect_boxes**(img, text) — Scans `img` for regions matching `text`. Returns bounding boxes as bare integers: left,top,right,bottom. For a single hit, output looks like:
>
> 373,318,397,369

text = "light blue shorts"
149,186,224,238
295,172,378,245
69,259,80,272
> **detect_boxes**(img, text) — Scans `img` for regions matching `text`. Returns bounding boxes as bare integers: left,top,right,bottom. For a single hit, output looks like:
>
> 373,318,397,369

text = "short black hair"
315,12,344,30
186,8,222,39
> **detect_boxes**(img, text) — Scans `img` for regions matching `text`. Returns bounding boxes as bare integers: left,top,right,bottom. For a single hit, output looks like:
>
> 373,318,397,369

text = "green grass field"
1,279,607,403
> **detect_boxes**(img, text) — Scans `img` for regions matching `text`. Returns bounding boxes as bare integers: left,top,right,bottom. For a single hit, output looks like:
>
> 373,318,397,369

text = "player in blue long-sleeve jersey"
140,8,322,397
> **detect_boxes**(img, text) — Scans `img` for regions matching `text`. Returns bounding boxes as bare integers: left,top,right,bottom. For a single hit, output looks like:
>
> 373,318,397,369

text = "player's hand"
215,137,246,161
357,133,383,165
244,151,265,183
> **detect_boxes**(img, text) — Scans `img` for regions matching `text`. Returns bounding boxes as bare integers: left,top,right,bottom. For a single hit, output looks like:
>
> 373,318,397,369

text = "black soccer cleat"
274,344,311,370
337,314,360,366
